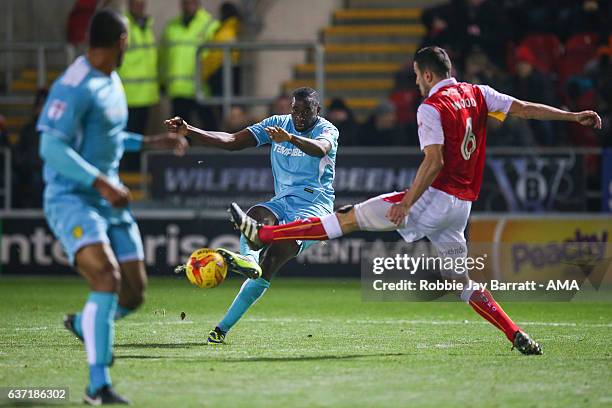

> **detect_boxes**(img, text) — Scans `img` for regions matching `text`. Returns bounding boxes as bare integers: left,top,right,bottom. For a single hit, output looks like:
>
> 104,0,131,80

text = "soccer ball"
182,248,228,288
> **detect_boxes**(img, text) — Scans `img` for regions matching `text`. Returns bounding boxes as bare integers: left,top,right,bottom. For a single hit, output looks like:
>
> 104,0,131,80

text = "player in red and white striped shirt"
230,46,602,355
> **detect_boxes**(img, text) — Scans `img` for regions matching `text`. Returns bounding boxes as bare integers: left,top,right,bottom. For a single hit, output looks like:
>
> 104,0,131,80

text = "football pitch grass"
1,277,611,407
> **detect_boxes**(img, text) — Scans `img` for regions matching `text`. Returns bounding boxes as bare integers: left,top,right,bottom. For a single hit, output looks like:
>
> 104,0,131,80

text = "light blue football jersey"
37,56,132,220
247,115,339,209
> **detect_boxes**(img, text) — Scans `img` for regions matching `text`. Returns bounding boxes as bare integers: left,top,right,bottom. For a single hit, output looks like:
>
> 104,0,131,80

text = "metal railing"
1,42,75,103
195,41,325,119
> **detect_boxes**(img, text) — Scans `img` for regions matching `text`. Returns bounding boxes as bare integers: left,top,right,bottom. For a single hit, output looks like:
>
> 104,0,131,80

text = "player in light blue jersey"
165,87,339,343
37,10,187,405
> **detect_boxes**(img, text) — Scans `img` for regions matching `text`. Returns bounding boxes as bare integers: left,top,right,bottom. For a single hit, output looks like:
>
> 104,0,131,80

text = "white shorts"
354,187,472,257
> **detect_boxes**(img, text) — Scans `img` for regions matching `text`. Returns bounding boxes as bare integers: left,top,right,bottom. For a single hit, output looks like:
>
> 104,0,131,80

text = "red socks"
258,217,329,243
468,289,520,342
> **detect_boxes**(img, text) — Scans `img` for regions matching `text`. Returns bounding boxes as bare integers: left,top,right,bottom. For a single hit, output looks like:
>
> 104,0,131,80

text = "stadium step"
284,0,430,118
9,68,60,92
346,0,447,8
333,8,422,25
4,115,29,129
324,43,417,63
1,67,60,146
119,172,148,202
328,97,379,110
20,68,61,82
323,24,425,44
283,79,393,98
10,79,39,92
295,62,402,80
284,78,394,91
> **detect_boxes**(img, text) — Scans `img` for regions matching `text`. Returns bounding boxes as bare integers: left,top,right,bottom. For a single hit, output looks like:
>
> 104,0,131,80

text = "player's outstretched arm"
122,131,188,156
164,116,256,151
142,133,188,155
508,100,602,129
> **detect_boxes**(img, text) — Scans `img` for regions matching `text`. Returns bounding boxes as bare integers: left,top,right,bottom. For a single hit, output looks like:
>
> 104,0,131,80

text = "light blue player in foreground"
38,9,188,405
165,87,339,343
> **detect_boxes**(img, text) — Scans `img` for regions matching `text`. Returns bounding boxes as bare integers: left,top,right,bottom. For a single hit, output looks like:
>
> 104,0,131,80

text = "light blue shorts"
253,195,333,253
44,194,144,265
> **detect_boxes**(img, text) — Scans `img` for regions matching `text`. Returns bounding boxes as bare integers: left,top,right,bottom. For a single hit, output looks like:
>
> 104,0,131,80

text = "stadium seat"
518,34,562,74
557,33,599,84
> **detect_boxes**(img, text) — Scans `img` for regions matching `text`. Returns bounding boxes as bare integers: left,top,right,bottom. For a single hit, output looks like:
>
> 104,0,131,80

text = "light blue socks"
218,278,270,333
217,234,270,333
81,292,117,394
240,234,262,264
72,305,133,339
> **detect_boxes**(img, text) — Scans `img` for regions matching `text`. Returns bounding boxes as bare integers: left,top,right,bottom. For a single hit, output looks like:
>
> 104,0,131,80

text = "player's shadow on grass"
218,353,412,363
116,352,413,362
115,342,204,349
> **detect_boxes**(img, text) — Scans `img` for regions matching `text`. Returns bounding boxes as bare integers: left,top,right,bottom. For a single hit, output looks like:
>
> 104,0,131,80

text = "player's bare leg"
116,260,147,317
259,241,301,281
76,244,122,293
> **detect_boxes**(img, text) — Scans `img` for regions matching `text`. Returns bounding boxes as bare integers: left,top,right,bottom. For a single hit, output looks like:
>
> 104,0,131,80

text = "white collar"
428,77,457,97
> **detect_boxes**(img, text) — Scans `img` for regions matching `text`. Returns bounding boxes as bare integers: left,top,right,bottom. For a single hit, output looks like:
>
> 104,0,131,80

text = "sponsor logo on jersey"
273,144,306,157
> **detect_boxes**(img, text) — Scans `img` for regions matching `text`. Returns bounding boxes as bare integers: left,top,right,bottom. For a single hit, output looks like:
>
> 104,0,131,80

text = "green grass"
1,277,611,407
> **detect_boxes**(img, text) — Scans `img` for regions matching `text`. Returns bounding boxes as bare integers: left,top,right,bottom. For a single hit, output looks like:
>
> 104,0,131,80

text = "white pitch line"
239,318,612,328
8,319,612,332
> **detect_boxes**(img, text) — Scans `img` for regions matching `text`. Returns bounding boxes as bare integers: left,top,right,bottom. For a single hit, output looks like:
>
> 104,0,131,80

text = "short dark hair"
414,46,452,78
88,9,127,48
292,87,320,107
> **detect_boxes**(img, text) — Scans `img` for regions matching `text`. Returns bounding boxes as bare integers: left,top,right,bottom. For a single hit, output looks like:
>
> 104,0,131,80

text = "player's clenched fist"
93,175,130,208
164,116,189,136
574,110,602,129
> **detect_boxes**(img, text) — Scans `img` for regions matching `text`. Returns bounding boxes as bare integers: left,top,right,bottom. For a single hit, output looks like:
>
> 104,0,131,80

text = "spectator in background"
326,98,360,145
270,93,292,115
0,115,8,147
558,0,609,40
462,49,507,90
511,46,557,145
67,0,97,50
13,89,48,208
118,0,159,135
388,67,419,138
357,100,405,146
461,0,510,68
592,50,612,146
506,0,557,41
223,106,252,133
203,2,242,97
420,0,457,52
159,0,219,129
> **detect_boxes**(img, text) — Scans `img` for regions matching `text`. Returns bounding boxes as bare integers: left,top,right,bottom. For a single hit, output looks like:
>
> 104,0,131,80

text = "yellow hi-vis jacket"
201,16,241,82
159,9,219,99
117,13,160,107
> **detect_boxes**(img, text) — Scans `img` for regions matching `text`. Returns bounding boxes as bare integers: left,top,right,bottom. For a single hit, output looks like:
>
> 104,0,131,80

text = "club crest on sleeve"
47,99,67,120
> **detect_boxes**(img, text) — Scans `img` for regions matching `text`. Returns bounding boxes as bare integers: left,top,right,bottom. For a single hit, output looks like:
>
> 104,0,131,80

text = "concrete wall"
146,0,340,115
249,0,341,104
2,0,339,124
